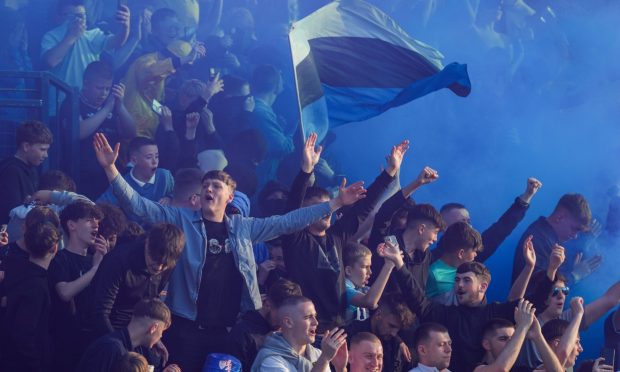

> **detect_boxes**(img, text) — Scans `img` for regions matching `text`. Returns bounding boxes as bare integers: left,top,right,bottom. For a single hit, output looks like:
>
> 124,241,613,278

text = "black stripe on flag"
296,48,325,109
308,36,440,88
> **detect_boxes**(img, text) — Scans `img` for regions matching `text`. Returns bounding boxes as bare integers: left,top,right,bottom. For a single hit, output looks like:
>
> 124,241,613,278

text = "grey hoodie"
251,332,322,372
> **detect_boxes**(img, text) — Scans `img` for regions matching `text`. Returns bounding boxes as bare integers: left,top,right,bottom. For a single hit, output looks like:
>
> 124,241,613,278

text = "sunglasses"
551,286,570,297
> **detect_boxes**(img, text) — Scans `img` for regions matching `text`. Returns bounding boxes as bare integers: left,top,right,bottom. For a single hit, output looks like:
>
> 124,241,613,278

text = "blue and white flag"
289,0,471,141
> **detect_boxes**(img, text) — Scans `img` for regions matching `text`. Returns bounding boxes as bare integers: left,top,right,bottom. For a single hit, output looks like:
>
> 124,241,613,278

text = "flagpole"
288,22,307,142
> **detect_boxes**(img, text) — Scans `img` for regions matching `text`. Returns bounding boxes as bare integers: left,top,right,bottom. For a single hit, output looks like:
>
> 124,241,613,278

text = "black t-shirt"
197,219,243,327
60,97,119,198
48,249,95,336
0,242,29,298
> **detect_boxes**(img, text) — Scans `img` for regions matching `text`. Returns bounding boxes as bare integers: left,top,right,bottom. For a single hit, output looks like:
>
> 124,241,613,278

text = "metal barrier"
0,70,80,184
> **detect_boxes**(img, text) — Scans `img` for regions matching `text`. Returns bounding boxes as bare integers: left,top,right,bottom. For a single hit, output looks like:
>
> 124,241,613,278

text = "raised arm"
55,240,107,302
475,299,535,372
105,5,131,50
93,133,179,224
332,140,409,237
250,178,367,243
350,243,396,310
508,235,535,301
478,178,542,263
555,297,584,367
41,19,84,68
379,240,435,318
583,280,620,328
528,318,564,372
79,98,116,139
526,245,565,311
112,83,136,138
30,189,93,207
286,132,322,212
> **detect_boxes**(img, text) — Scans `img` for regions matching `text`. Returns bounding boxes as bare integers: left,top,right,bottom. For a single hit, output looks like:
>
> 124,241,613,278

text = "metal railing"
0,70,80,184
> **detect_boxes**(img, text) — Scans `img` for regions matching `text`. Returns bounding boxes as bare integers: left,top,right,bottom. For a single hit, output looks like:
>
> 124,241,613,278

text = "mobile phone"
0,224,7,234
601,347,615,368
384,235,398,247
151,99,163,116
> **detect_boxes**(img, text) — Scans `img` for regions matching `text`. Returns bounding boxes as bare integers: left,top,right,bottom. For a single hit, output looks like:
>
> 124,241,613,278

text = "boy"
343,242,395,324
0,221,60,371
97,136,174,221
0,120,53,224
49,201,106,370
60,60,136,199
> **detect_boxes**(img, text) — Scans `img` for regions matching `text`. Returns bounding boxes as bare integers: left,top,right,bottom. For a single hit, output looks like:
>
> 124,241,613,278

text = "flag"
289,0,471,141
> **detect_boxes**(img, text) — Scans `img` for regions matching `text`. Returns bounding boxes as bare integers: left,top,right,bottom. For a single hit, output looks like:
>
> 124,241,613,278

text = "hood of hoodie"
228,191,251,217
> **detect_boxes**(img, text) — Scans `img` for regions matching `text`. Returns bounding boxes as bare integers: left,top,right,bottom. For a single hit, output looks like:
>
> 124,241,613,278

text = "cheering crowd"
1,0,620,372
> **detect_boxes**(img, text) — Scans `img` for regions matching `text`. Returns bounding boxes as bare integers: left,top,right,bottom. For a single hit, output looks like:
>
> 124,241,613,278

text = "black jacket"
393,264,552,372
227,310,272,372
282,170,394,328
76,328,133,372
0,156,38,224
91,241,172,336
0,258,51,372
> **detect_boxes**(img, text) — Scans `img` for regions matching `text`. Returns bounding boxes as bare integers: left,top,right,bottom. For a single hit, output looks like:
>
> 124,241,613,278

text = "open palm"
93,133,119,168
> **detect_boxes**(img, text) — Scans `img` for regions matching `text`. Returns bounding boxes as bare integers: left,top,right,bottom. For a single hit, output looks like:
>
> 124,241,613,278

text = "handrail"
0,70,80,184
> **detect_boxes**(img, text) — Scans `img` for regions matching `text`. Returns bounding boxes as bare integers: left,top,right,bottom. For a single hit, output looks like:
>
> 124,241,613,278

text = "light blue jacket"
109,175,332,320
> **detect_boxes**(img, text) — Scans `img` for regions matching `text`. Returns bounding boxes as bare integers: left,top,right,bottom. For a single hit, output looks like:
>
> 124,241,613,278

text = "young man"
379,243,557,372
168,168,205,210
367,166,442,291
439,177,542,263
511,193,595,285
77,298,180,372
41,0,130,89
60,60,136,199
477,313,564,372
49,201,106,370
0,207,60,305
91,223,185,336
348,332,384,372
410,322,452,372
426,222,483,303
0,120,53,224
0,221,60,371
250,296,348,372
93,132,366,371
98,136,175,219
283,133,406,330
228,279,303,372
515,271,620,369
345,293,415,372
540,298,586,371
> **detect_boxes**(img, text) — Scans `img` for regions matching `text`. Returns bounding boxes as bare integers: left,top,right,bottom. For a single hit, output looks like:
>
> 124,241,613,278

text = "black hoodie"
0,156,38,224
0,257,51,371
